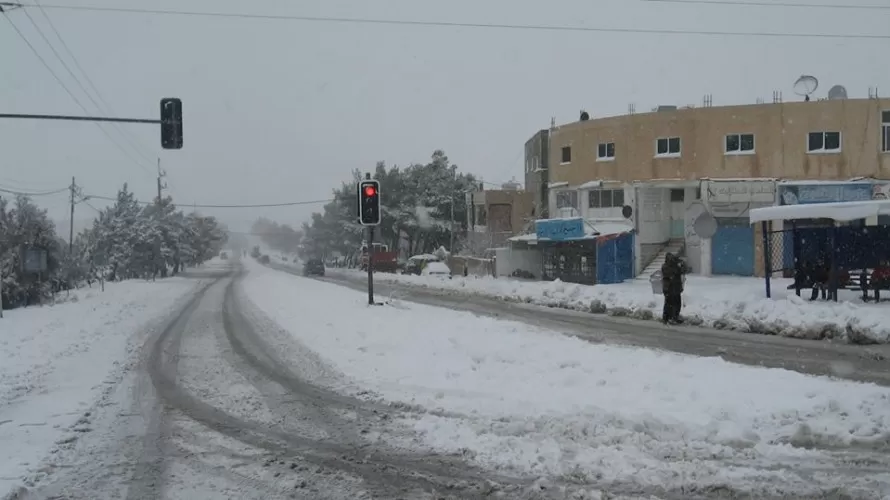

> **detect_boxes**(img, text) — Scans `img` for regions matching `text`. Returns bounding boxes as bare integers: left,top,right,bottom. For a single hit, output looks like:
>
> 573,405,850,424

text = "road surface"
19,264,520,499
303,266,890,387
16,260,890,499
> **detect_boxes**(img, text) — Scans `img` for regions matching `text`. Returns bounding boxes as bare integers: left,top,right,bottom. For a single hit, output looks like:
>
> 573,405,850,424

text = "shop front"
534,218,634,285
697,179,776,277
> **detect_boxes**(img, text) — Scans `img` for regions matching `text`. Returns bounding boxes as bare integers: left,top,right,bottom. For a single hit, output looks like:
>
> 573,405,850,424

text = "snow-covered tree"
299,150,477,260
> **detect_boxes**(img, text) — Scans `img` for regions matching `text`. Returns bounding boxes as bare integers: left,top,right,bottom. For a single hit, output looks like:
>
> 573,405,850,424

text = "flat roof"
749,199,890,223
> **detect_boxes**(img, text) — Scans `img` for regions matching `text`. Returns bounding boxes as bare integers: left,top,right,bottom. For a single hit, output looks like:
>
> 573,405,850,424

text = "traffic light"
160,97,183,149
358,180,381,225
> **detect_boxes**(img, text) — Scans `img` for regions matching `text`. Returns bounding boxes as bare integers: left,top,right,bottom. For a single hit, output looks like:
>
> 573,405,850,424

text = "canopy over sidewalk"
748,199,890,300
749,199,890,224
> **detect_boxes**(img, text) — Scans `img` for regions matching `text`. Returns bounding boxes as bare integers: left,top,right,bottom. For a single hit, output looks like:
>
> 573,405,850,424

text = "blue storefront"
535,218,634,285
711,217,755,276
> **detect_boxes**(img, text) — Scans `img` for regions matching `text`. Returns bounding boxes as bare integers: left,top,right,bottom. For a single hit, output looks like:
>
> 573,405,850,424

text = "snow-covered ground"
243,259,890,497
0,275,203,494
329,269,890,344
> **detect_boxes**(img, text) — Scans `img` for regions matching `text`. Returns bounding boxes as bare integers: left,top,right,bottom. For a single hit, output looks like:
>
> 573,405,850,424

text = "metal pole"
761,220,771,298
68,176,75,254
450,168,456,253
0,113,159,124
367,226,375,305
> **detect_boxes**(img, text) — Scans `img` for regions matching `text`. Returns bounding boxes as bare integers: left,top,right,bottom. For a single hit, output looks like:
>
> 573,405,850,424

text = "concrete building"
464,183,535,255
523,96,890,279
524,129,550,219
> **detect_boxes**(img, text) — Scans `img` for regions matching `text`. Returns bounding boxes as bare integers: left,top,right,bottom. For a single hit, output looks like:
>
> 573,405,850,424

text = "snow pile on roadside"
242,260,890,497
0,278,201,494
331,269,890,344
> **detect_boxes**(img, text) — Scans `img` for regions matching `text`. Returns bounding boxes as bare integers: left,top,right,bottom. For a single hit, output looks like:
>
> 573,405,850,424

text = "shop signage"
535,218,585,241
778,183,872,205
705,180,775,203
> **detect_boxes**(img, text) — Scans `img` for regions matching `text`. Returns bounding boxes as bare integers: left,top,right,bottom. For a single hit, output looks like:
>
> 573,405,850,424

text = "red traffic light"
364,185,376,197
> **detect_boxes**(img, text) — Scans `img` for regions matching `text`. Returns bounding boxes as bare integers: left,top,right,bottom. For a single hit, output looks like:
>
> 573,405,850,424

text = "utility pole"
450,167,456,253
157,158,166,203
69,176,76,253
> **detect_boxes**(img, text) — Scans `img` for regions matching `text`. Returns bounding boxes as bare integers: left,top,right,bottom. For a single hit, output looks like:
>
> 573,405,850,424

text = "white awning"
749,200,890,224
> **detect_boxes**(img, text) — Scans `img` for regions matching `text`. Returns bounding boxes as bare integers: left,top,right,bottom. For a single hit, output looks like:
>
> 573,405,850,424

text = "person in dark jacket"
661,253,684,324
810,259,828,301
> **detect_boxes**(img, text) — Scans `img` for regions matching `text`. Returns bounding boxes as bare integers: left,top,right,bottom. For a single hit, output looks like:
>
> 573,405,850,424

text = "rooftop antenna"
793,75,818,102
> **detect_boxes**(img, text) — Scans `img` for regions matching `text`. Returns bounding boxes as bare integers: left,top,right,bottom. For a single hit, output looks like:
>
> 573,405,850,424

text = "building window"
807,131,841,153
475,205,487,226
597,142,615,161
555,190,578,209
561,146,572,164
725,133,755,154
670,188,685,202
655,137,681,157
882,111,890,153
588,189,625,208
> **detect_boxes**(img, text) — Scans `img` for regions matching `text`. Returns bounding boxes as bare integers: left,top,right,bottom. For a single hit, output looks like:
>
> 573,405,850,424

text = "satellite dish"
580,110,590,121
621,205,633,219
692,211,718,239
828,85,848,100
793,75,819,101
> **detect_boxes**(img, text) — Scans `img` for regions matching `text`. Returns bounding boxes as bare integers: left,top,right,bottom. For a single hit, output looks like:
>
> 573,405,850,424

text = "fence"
764,223,890,278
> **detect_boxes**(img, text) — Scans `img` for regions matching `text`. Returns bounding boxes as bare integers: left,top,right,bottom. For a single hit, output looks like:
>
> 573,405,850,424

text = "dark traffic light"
358,180,381,225
160,97,183,149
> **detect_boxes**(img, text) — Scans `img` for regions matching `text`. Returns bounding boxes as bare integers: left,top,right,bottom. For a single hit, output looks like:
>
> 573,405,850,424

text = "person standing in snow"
661,253,684,324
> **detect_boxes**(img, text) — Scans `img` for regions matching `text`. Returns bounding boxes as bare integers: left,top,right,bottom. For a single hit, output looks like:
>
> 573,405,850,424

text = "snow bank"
0,277,200,493
242,260,890,497
332,269,890,344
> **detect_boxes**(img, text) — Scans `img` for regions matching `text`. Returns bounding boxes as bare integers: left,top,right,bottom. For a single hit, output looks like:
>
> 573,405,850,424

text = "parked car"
303,258,325,276
421,261,451,278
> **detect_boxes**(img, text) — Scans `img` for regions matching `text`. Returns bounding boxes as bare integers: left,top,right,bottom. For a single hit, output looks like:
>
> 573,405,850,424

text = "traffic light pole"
0,113,159,124
0,97,184,150
367,226,375,305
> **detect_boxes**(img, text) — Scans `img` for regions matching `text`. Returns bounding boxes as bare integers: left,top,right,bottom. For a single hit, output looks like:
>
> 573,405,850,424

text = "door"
711,218,755,276
669,188,685,238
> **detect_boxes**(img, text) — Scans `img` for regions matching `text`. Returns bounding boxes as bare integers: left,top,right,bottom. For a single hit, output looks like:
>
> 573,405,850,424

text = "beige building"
464,183,534,255
522,96,890,280
547,97,890,187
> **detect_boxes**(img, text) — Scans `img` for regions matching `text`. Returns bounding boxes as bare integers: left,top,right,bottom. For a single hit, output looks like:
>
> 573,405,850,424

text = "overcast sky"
1,0,886,235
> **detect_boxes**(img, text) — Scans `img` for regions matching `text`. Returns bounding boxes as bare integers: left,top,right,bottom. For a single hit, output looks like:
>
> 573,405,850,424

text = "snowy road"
19,261,542,500
303,267,890,386
11,258,890,499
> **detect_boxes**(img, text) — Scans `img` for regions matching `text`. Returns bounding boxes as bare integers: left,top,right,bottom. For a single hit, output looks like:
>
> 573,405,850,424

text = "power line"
2,13,155,177
31,0,156,163
84,193,334,208
25,3,890,39
642,0,890,9
0,185,69,196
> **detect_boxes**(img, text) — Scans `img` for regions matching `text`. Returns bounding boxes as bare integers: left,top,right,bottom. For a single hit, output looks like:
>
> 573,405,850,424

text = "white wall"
495,247,542,278
637,187,670,244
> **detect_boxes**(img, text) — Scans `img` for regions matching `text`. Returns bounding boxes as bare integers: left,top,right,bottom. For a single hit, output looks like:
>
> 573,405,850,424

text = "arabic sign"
535,218,585,241
778,183,872,205
705,180,775,203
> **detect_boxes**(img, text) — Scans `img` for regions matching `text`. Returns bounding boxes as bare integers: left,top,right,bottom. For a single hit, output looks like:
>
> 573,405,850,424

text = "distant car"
421,261,451,277
303,259,325,276
220,252,228,260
